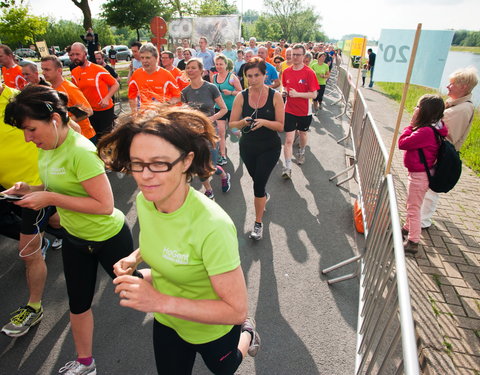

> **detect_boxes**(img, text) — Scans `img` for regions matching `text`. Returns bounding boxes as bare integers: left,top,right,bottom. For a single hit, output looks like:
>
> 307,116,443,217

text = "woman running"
212,54,242,166
97,104,261,374
182,58,231,199
230,57,284,240
4,85,136,375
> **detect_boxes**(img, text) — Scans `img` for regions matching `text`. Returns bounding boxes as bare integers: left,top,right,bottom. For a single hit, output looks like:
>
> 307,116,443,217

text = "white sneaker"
281,168,291,179
249,222,263,240
58,359,96,375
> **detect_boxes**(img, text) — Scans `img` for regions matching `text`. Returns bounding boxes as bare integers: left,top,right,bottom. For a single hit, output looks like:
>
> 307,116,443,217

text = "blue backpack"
418,127,462,193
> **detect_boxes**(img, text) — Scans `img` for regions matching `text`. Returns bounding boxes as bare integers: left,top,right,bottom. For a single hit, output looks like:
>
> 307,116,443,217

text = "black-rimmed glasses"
127,153,186,173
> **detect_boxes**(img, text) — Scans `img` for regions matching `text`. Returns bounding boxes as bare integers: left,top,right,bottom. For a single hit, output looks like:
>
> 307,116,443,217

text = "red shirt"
282,65,319,116
128,67,180,106
71,62,117,111
2,65,26,90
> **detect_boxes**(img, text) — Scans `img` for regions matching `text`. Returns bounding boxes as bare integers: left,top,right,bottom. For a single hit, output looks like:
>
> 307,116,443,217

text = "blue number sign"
374,29,454,88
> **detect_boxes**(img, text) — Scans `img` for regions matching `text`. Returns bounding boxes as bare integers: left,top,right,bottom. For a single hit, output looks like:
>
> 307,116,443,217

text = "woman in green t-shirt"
97,104,261,374
4,85,136,375
310,52,330,112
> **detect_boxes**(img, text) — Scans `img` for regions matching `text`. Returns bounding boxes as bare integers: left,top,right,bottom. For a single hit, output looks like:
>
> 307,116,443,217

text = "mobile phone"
0,193,24,201
67,106,89,120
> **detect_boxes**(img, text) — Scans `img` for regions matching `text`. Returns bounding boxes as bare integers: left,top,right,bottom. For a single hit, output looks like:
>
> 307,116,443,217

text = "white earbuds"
53,120,57,127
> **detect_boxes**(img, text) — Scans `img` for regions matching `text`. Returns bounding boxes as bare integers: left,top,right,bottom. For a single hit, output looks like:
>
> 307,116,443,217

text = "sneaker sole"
2,313,43,337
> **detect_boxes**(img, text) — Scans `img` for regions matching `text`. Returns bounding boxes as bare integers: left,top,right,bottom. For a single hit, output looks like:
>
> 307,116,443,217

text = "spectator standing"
70,42,119,137
367,48,376,88
421,67,478,228
361,64,368,87
80,28,99,64
107,45,118,68
0,44,27,90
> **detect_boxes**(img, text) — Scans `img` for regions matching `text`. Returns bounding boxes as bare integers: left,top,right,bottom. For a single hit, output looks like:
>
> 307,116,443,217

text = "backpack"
418,127,462,193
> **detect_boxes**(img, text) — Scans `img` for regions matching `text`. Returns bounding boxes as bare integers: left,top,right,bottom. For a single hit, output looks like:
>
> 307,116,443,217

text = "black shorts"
20,206,56,235
284,113,312,132
214,108,231,121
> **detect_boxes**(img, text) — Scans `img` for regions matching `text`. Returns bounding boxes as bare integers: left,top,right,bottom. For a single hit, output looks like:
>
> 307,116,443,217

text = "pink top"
398,122,448,172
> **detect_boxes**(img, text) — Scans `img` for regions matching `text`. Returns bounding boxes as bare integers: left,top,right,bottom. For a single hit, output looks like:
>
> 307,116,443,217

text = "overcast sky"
29,0,479,41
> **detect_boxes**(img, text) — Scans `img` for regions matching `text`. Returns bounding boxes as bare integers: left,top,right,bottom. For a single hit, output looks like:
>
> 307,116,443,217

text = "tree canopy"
0,5,47,47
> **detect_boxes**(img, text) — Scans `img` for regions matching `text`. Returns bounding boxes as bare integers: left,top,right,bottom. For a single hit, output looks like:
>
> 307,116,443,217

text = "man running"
0,44,27,90
257,46,280,89
21,63,50,87
160,50,189,90
196,37,215,81
70,42,119,137
128,43,180,112
41,55,96,142
281,44,318,178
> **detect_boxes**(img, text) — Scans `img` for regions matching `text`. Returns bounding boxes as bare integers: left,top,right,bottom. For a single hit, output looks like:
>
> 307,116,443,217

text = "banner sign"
35,41,49,58
344,40,352,53
374,29,454,88
336,40,344,50
351,37,366,56
169,16,241,46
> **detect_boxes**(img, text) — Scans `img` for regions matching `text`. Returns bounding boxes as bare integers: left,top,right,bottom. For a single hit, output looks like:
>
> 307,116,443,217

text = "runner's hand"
113,253,139,276
114,275,165,313
14,191,51,210
2,182,32,196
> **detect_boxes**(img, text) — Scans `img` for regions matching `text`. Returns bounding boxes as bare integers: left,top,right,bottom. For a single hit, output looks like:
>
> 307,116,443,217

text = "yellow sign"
344,40,352,53
351,37,366,56
35,41,49,58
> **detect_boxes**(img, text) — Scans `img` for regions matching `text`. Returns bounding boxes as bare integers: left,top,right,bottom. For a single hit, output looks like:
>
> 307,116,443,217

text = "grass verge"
450,46,480,54
376,82,480,174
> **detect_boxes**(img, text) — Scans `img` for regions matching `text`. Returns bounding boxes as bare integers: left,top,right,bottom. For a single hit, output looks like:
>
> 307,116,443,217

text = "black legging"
314,85,326,104
240,139,281,198
61,222,133,314
153,320,243,375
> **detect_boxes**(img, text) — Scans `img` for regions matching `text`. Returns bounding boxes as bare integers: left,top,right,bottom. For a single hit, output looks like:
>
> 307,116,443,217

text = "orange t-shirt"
1,65,26,90
128,67,181,106
71,62,116,112
55,80,96,140
168,66,189,91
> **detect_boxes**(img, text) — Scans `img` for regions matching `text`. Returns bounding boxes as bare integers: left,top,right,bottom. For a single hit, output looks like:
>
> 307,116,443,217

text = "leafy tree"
70,0,92,30
197,0,238,16
462,31,480,47
242,9,260,23
42,19,84,49
452,30,468,46
0,5,47,47
101,0,173,41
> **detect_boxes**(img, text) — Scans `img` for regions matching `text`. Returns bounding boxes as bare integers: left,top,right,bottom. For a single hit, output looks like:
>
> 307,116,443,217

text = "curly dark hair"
97,104,218,181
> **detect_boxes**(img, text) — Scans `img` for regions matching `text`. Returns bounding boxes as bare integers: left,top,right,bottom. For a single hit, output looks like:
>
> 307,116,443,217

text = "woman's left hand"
114,275,164,313
14,191,52,210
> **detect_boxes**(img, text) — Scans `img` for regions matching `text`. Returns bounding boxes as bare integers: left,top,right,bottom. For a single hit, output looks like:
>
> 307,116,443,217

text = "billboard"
169,16,241,46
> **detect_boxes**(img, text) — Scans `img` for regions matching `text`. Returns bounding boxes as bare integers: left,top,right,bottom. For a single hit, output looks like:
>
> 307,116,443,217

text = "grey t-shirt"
181,81,220,117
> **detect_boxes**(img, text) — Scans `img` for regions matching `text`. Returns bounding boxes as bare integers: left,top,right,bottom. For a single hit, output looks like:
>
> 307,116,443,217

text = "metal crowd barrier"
322,76,420,373
329,90,368,187
331,66,354,119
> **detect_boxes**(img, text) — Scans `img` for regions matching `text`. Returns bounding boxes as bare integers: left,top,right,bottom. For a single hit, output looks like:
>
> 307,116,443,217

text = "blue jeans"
369,66,374,87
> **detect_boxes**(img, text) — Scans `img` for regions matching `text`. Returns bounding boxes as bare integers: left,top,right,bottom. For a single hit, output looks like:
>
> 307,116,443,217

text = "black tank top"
240,88,279,143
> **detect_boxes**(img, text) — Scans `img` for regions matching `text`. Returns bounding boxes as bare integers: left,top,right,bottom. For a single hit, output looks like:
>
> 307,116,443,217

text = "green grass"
376,82,480,174
450,46,480,54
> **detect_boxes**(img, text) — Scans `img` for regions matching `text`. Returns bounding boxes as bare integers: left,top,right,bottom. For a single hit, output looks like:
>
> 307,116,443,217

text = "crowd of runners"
0,36,343,375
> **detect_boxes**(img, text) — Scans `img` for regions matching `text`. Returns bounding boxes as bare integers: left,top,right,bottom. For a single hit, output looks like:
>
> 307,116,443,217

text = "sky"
29,0,479,41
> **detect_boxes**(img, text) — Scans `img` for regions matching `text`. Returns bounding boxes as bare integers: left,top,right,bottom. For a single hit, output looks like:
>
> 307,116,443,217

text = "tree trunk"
137,29,140,41
71,0,92,30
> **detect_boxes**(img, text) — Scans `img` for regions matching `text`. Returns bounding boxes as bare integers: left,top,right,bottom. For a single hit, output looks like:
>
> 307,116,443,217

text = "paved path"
355,78,480,374
0,89,359,374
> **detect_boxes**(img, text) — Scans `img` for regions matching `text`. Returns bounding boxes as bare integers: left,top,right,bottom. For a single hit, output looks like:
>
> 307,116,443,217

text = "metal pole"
385,23,422,175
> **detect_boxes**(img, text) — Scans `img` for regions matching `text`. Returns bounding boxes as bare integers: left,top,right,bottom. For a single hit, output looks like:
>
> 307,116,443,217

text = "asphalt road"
0,88,359,374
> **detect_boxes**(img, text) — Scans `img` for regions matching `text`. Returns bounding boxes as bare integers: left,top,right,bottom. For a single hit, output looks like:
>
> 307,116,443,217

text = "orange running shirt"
55,80,96,140
1,65,26,90
168,66,189,91
128,67,181,106
71,62,116,112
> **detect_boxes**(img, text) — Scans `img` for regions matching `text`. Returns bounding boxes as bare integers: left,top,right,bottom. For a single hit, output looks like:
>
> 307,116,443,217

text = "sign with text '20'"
374,29,454,88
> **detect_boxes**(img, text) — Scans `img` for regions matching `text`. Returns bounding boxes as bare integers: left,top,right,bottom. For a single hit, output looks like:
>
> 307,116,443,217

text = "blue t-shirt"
196,49,215,70
264,62,279,86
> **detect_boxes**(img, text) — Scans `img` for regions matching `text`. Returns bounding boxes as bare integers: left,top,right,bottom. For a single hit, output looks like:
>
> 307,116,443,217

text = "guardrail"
323,73,420,374
331,66,354,119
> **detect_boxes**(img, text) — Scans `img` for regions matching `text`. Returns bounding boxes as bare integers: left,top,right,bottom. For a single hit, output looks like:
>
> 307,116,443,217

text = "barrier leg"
322,254,362,285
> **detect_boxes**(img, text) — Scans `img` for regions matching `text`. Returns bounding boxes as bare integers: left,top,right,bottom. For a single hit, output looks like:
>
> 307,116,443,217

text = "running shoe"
41,237,50,260
1,305,43,337
217,156,228,166
221,173,231,193
296,153,305,165
281,168,292,180
59,359,96,375
204,190,215,199
241,317,261,357
52,238,63,250
249,222,263,241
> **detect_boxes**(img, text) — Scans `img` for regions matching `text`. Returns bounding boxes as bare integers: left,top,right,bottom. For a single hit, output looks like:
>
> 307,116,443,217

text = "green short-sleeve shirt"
38,129,124,241
137,187,240,344
310,62,329,86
